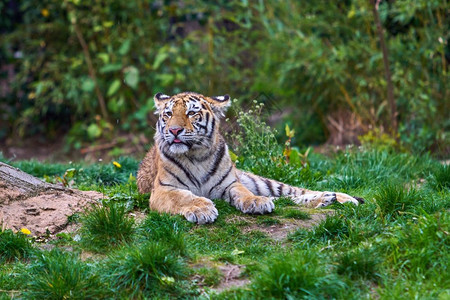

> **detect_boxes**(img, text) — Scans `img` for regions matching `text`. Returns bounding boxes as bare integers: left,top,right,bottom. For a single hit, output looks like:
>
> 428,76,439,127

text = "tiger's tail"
236,170,362,208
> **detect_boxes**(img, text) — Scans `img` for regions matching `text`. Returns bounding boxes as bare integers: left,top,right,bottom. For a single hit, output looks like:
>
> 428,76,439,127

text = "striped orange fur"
137,92,362,224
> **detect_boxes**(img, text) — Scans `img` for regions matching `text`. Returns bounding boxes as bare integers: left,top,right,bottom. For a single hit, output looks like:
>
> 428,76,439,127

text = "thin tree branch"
371,0,398,137
69,12,109,121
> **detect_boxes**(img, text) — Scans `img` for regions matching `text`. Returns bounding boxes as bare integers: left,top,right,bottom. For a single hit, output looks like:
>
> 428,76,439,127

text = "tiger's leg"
237,170,362,208
223,181,275,214
150,185,218,224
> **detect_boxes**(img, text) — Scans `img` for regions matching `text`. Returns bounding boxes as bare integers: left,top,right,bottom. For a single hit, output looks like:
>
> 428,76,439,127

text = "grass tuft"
0,229,34,262
281,208,311,220
81,202,134,250
252,251,345,299
289,214,350,245
24,249,106,299
195,266,223,287
104,241,186,297
374,183,423,218
429,164,450,191
137,211,190,256
336,248,380,281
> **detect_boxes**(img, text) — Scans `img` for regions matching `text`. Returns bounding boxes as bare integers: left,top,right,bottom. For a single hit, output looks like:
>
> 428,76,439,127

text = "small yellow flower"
20,228,31,235
113,161,121,168
41,9,49,18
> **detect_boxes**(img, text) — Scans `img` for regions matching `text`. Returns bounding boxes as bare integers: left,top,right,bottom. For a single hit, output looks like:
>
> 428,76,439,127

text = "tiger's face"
154,92,230,155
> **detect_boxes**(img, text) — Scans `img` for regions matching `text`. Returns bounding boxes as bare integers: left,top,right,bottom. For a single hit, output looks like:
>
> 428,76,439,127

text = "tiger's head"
154,92,230,155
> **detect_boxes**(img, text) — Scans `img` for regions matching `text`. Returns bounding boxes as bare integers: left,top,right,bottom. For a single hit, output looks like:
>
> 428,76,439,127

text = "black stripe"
183,154,195,164
194,153,210,162
277,184,283,197
288,187,293,195
220,180,237,199
208,117,216,138
264,178,274,196
163,167,190,189
201,140,226,183
205,112,210,127
208,165,233,195
197,124,208,130
163,152,200,187
248,174,261,195
189,96,199,102
159,180,177,188
201,104,207,110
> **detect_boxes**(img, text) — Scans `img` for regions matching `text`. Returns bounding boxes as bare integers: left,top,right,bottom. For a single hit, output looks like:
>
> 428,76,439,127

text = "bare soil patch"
1,190,103,236
0,161,104,236
214,263,250,292
192,260,251,293
243,212,330,241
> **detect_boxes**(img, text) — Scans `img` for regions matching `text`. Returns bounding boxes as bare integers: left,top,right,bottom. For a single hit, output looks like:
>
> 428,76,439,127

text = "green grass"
252,250,347,299
281,208,311,220
103,241,188,298
1,148,449,298
137,211,191,256
24,249,107,299
80,202,135,250
0,229,34,262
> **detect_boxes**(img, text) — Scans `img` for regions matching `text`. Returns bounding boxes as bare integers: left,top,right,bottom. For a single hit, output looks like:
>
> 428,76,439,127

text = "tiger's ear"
154,93,171,112
209,94,231,117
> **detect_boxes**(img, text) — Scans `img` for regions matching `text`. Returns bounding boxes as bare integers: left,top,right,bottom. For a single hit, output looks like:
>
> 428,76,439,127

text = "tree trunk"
0,162,66,203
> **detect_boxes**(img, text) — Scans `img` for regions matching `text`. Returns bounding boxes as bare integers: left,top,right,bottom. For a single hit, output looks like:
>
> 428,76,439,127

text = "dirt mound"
0,162,104,236
1,190,103,236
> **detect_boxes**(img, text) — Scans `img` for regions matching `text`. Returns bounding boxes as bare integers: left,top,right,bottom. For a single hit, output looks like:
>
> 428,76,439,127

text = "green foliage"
428,164,450,191
336,248,381,281
281,208,311,220
231,103,321,187
195,266,223,287
1,112,449,298
358,129,400,152
252,251,346,299
24,249,107,299
1,0,447,153
104,242,187,298
381,212,449,279
0,263,27,298
80,202,134,250
0,229,34,262
137,212,191,256
290,215,350,245
373,183,423,218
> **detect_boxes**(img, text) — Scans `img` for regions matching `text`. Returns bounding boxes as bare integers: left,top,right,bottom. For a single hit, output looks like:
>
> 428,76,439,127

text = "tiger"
137,92,363,224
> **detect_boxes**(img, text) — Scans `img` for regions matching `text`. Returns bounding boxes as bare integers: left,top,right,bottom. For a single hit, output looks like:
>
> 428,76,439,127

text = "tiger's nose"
169,127,184,136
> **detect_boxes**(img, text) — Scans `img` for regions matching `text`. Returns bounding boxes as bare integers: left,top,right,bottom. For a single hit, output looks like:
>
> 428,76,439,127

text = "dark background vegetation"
0,0,448,159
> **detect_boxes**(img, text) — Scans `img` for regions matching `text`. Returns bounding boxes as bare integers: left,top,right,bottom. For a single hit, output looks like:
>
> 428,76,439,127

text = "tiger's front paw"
182,197,218,224
235,196,274,214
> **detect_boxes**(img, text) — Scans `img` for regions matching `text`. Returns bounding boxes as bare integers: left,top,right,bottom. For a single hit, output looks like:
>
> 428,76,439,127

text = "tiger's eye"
165,112,172,117
187,111,195,116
